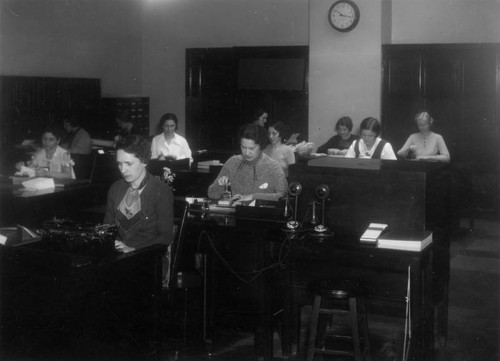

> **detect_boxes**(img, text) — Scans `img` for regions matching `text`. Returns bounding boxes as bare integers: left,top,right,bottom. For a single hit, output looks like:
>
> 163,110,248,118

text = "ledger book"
360,223,389,244
377,230,433,252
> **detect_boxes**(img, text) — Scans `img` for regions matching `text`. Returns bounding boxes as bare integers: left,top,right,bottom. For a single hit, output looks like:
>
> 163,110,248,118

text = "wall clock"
328,0,360,32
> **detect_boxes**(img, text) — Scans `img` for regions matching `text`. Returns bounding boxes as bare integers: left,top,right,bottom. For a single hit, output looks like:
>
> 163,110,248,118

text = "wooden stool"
307,279,371,361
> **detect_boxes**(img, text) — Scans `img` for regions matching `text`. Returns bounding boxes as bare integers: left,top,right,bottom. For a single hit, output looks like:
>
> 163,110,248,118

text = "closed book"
360,223,388,244
377,230,432,251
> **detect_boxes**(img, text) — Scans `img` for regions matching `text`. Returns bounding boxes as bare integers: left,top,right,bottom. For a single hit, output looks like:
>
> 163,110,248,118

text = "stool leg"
349,297,362,361
183,288,188,350
359,297,371,361
307,295,322,361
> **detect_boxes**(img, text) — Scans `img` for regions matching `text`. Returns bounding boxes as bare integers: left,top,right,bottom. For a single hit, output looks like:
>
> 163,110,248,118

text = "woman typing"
208,123,288,204
104,135,173,253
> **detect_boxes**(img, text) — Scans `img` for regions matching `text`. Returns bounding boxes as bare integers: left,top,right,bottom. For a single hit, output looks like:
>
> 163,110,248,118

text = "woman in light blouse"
150,113,192,162
16,124,75,179
397,112,450,162
263,121,295,177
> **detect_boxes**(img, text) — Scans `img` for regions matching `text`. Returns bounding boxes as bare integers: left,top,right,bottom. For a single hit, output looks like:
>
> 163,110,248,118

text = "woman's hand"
115,240,135,253
231,194,253,205
15,161,25,171
217,176,229,186
35,168,49,177
327,148,341,155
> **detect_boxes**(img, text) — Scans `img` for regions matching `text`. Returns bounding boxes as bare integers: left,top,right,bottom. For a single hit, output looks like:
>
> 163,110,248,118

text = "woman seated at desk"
263,121,295,177
345,117,397,160
104,135,174,253
316,116,359,156
397,111,450,162
208,123,288,204
15,124,75,179
150,113,192,162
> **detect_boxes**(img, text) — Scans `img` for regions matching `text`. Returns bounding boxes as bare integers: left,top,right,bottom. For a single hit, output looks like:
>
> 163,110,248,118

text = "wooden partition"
287,157,454,350
0,75,101,143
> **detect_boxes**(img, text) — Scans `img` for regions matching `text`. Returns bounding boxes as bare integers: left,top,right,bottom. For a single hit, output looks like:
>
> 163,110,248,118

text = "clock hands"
334,9,353,18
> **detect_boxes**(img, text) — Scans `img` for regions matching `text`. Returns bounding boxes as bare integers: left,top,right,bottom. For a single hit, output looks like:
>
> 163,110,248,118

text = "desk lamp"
285,181,302,231
311,184,333,238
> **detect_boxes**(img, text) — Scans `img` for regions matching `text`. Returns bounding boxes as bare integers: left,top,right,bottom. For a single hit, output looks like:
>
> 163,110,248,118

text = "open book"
360,223,388,244
377,230,433,252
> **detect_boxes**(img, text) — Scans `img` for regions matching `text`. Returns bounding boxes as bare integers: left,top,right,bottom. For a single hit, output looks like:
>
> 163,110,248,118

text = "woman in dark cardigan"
104,135,173,253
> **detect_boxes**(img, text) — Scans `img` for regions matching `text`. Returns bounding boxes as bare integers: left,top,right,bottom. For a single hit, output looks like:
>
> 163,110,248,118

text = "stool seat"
309,278,367,299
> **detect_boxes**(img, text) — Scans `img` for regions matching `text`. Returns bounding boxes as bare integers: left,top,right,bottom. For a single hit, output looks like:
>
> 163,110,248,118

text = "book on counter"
360,223,389,244
377,230,433,251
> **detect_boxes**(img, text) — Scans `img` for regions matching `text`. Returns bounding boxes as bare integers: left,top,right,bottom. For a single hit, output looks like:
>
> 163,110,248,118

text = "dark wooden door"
185,46,308,154
382,44,500,170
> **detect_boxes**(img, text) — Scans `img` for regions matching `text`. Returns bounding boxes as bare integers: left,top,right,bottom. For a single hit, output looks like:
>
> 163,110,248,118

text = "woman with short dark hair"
16,124,75,179
150,112,192,161
345,117,397,160
251,107,269,127
317,116,359,155
208,123,287,203
104,135,174,253
263,121,295,176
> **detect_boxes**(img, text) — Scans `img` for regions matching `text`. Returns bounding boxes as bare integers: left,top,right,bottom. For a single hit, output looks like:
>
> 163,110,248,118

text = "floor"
161,217,500,361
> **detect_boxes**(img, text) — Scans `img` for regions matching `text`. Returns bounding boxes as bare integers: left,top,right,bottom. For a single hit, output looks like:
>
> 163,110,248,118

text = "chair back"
71,153,95,180
90,149,121,185
166,199,189,289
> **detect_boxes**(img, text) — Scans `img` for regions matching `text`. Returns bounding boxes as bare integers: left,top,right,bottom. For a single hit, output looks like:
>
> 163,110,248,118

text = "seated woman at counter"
208,123,288,204
345,117,397,160
263,121,295,177
150,113,192,162
397,111,450,162
104,135,174,253
316,116,359,156
15,124,75,179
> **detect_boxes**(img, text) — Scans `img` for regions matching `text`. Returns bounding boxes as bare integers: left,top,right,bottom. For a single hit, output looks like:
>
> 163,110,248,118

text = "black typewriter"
34,218,118,259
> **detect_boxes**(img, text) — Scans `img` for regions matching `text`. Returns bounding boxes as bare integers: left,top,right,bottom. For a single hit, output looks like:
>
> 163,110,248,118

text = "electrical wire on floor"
196,229,296,284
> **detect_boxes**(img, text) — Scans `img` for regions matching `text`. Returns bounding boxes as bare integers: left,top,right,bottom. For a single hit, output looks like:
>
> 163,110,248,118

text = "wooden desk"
282,234,433,361
0,178,98,227
0,240,166,360
178,206,286,361
288,159,454,347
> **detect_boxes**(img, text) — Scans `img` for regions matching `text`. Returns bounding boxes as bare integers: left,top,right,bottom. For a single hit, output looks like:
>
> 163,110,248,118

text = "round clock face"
328,0,360,32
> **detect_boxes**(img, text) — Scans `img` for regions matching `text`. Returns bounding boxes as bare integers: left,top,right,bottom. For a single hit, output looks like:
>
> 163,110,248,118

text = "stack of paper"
360,223,389,244
21,177,55,190
197,160,223,170
377,231,433,252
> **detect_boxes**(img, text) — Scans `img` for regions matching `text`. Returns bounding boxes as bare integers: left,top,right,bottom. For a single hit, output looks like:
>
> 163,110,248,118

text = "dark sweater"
104,173,174,249
317,134,359,154
207,153,287,201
